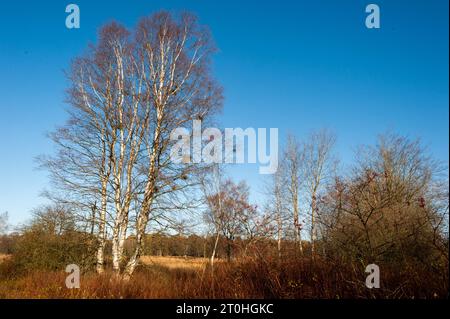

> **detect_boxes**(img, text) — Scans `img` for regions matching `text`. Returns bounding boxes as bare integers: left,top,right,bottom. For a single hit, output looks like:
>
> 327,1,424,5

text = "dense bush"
8,205,96,273
0,233,18,255
11,229,96,273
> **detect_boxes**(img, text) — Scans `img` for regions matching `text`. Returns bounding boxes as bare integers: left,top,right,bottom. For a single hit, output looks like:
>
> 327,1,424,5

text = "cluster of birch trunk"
41,12,222,279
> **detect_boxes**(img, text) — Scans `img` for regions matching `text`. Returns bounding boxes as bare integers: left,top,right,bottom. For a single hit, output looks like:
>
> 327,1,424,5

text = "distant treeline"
0,229,309,268
127,233,308,260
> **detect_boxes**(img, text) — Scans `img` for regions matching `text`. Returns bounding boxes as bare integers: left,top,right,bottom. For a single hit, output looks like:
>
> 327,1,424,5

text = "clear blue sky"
0,0,448,226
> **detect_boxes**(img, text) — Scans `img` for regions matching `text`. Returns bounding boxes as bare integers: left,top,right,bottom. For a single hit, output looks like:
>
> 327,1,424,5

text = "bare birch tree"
121,12,222,279
198,164,224,297
264,168,287,260
302,129,336,258
284,134,304,256
199,164,223,268
42,12,222,278
37,23,129,273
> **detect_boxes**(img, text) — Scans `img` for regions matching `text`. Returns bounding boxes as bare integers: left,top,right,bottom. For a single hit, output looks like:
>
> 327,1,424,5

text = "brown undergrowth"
0,255,447,299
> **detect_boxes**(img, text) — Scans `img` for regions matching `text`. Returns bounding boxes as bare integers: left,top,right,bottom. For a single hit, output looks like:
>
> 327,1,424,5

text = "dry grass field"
140,256,212,270
0,254,10,263
0,254,447,299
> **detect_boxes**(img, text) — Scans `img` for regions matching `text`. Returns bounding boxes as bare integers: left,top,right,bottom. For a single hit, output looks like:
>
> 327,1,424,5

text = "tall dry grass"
140,256,213,270
0,254,10,263
0,255,447,299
